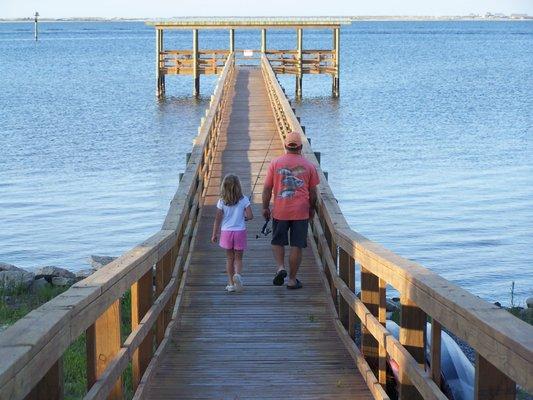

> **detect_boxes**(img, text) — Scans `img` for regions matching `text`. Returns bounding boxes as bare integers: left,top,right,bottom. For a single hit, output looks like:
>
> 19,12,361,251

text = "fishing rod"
250,130,278,238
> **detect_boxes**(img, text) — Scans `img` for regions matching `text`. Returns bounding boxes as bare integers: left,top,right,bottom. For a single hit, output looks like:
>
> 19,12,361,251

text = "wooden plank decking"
142,68,373,399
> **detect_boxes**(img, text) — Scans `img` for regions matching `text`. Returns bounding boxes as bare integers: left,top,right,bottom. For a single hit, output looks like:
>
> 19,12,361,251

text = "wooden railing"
0,53,235,400
160,49,336,76
161,50,230,75
261,55,533,400
265,49,336,75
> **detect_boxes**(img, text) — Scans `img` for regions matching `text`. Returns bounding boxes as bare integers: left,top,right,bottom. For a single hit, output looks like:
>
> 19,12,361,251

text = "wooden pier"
149,18,350,98
0,50,532,400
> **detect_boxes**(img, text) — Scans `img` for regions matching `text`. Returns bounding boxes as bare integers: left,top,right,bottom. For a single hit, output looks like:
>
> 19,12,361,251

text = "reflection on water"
0,21,531,304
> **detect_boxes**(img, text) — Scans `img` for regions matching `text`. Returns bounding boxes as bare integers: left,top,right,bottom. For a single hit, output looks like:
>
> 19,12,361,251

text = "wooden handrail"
0,53,236,400
260,54,533,399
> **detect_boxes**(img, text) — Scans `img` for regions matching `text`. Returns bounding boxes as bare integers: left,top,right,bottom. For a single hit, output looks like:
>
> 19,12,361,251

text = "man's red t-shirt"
264,153,320,221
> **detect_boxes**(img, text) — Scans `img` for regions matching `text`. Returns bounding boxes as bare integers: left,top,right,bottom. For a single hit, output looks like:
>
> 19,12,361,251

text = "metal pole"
34,12,39,41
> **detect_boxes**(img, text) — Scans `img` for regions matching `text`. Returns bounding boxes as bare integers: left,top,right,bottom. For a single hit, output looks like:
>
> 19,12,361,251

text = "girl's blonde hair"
220,174,243,206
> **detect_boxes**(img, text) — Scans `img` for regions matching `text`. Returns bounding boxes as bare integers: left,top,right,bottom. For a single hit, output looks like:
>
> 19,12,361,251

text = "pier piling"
193,29,199,96
296,28,303,99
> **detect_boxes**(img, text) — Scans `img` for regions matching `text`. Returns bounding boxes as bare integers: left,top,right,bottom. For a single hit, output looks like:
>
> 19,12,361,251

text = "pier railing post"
193,29,199,96
348,253,356,340
475,354,516,400
131,268,154,390
399,296,426,400
377,278,387,386
162,250,173,329
321,217,337,305
338,248,351,329
360,267,381,374
296,28,302,99
155,254,168,345
86,301,123,399
25,359,63,400
430,318,442,388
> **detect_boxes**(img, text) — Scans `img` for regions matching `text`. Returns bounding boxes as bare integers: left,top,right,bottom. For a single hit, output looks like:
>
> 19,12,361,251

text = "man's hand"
262,208,271,221
309,207,315,221
211,234,218,244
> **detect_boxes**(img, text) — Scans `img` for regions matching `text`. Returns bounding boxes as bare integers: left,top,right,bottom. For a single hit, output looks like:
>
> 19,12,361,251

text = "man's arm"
309,186,317,220
262,186,272,220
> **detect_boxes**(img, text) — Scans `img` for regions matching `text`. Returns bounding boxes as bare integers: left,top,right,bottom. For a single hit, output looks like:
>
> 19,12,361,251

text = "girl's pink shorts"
219,230,247,250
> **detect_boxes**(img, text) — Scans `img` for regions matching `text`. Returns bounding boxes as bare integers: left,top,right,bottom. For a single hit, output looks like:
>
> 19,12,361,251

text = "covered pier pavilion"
147,17,351,97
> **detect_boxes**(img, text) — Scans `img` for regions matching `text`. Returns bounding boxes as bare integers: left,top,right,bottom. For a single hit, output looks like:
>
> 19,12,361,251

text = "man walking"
262,131,319,289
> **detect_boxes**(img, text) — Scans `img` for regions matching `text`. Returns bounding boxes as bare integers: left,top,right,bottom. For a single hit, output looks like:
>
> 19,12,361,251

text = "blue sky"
2,0,533,19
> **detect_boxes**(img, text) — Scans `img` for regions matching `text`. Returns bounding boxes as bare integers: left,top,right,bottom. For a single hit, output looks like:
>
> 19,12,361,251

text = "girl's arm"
244,205,253,221
211,209,223,243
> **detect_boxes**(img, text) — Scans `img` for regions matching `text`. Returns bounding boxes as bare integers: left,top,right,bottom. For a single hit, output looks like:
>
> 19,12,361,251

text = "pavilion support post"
295,28,303,99
193,29,199,96
261,29,267,53
332,27,340,97
229,29,235,52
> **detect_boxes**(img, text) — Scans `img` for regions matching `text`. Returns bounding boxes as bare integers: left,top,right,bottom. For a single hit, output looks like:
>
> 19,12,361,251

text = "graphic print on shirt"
277,166,306,198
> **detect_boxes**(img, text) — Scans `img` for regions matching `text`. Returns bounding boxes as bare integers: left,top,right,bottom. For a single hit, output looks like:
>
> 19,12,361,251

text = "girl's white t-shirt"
216,196,250,231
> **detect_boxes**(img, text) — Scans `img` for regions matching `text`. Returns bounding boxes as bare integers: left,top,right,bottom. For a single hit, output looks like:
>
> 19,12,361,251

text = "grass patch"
1,283,135,399
0,281,68,325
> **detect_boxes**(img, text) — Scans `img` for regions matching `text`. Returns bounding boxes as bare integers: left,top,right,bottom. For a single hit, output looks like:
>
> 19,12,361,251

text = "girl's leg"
226,249,235,284
234,250,244,275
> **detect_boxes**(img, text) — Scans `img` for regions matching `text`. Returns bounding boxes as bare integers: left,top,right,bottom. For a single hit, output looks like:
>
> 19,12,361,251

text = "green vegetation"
0,282,134,399
0,281,68,325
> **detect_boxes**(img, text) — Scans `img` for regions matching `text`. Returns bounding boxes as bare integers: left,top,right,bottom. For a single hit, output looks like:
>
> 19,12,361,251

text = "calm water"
0,21,531,304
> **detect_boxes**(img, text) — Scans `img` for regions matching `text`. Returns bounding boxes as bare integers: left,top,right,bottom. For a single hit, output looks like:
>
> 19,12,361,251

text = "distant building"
510,14,528,19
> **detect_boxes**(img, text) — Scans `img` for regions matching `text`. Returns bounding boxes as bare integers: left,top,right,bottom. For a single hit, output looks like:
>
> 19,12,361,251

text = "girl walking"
211,174,253,292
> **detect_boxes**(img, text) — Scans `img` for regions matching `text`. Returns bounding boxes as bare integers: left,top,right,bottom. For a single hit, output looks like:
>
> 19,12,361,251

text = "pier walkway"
137,68,372,399
0,54,531,400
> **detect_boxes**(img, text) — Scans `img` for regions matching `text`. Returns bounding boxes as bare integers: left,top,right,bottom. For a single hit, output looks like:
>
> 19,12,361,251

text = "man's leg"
286,220,308,288
272,245,285,272
271,219,289,285
287,246,302,287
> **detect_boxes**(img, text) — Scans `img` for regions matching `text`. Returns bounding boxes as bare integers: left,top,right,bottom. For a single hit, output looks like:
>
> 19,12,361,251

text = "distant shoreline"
0,16,531,23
